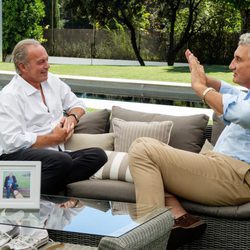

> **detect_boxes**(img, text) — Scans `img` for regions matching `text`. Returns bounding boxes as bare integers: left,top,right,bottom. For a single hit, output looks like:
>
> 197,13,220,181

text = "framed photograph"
0,161,41,209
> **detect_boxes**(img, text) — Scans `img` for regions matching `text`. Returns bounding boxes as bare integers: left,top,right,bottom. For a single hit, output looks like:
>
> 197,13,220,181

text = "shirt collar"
244,88,250,100
15,74,48,96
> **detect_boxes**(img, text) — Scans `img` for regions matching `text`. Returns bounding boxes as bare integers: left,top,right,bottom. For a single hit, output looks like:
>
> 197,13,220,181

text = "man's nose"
46,61,50,69
229,59,235,70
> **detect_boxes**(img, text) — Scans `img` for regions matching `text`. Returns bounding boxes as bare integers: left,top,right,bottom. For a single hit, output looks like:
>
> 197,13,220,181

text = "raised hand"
185,49,207,90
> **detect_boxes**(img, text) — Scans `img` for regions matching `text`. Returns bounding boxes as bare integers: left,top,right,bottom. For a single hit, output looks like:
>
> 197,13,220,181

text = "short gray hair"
12,39,41,74
238,33,250,46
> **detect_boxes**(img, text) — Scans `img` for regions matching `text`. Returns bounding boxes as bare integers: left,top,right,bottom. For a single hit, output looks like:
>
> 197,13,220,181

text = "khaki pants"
128,137,250,207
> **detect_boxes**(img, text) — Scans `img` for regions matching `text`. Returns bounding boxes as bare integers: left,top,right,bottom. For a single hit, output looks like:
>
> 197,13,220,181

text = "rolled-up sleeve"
219,80,241,95
59,80,86,111
0,94,37,153
219,81,250,129
0,132,37,153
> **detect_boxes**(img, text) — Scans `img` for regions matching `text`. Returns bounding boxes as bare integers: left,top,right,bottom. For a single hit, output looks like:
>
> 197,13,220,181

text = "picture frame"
0,161,41,209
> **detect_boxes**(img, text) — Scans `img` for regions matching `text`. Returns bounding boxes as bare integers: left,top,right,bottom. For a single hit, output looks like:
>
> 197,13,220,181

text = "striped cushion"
91,151,133,183
112,118,173,152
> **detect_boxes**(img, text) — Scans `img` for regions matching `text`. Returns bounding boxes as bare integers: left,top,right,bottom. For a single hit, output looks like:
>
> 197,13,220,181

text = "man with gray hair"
0,39,107,195
128,33,250,249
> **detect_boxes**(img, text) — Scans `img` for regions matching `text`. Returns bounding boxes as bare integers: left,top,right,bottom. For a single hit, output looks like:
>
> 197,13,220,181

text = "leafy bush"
3,0,45,59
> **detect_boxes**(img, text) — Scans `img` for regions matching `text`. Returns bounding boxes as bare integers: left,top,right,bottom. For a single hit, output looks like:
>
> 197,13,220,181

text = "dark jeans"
5,185,15,198
0,147,107,195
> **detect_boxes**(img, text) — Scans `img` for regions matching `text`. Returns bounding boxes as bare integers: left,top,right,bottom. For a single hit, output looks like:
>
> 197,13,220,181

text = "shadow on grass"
164,65,231,73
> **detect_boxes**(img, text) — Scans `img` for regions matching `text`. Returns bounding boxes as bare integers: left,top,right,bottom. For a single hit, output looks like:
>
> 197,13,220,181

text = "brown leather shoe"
167,213,207,250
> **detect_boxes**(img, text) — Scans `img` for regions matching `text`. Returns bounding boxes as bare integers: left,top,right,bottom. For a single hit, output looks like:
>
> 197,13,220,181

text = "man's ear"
18,63,27,73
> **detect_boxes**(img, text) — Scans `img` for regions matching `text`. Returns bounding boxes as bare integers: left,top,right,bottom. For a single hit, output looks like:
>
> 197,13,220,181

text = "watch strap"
68,113,79,123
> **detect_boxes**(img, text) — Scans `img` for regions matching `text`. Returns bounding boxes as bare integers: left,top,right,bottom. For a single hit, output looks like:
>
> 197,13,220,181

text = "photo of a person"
4,172,18,199
2,170,31,199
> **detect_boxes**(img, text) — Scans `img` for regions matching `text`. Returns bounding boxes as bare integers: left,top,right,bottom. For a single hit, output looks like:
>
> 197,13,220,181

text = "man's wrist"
202,87,216,104
67,113,79,124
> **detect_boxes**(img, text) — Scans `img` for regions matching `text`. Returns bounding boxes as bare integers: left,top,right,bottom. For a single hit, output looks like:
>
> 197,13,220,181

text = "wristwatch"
68,113,80,123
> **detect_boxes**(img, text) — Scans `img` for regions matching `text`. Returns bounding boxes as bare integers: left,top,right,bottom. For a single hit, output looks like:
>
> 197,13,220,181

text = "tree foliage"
3,0,45,58
153,0,210,65
229,0,250,33
59,0,91,28
9,0,243,65
63,0,150,66
44,0,245,65
148,0,242,65
43,0,61,28
211,0,250,33
184,1,240,64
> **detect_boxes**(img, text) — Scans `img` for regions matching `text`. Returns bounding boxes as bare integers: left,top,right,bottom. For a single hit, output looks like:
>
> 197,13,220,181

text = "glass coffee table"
0,195,171,246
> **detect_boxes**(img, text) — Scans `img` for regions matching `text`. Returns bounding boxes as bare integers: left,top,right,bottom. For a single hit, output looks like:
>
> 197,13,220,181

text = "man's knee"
91,147,108,166
129,137,166,156
129,137,148,157
43,152,72,173
82,147,107,166
128,138,158,168
129,137,155,153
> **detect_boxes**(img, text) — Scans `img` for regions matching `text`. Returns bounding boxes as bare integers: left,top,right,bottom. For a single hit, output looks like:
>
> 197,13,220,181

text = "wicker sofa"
65,105,250,250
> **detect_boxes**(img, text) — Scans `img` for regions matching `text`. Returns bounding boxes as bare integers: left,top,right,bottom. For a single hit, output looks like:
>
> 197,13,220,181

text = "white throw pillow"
112,118,173,152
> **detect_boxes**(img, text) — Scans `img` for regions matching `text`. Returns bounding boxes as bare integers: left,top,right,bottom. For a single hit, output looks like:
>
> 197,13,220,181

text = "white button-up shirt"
0,73,86,155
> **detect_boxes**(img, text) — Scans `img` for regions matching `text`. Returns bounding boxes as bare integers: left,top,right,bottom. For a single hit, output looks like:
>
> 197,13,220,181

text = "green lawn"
0,62,233,84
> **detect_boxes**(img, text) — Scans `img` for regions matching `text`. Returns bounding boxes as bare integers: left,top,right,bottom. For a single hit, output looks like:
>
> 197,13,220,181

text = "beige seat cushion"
65,133,114,151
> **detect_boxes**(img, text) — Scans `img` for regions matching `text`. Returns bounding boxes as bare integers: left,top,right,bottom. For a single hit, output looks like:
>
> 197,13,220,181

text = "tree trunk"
129,27,145,66
167,26,176,66
121,11,145,66
166,1,180,66
167,48,176,66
